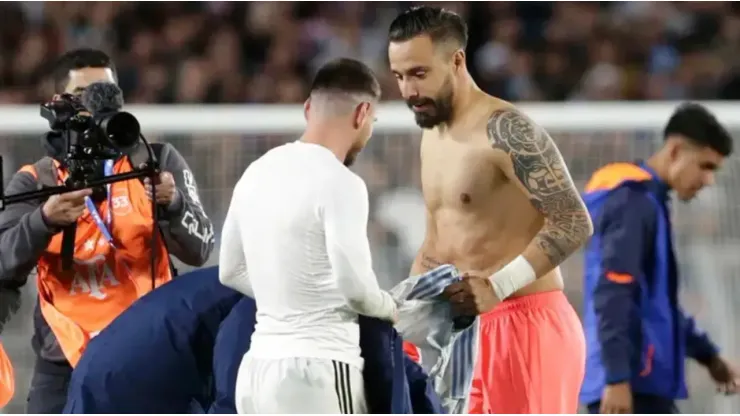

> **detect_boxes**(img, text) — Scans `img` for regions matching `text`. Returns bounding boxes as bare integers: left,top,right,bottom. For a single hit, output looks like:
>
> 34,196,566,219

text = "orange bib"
21,157,173,366
0,342,14,408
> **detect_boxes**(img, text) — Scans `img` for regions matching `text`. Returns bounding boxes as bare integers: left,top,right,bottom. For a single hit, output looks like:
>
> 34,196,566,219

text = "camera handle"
0,157,159,270
61,224,76,271
58,160,159,272
0,168,157,207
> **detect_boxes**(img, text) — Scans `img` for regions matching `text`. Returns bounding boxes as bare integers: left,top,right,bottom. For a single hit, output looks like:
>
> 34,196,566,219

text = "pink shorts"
468,290,586,414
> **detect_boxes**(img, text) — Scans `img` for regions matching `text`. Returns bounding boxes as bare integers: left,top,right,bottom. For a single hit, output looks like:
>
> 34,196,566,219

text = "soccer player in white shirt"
219,58,397,414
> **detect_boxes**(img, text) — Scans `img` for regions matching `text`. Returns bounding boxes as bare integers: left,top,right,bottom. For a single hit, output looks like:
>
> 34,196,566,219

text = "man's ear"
353,102,370,130
453,49,466,73
304,98,311,121
665,136,685,162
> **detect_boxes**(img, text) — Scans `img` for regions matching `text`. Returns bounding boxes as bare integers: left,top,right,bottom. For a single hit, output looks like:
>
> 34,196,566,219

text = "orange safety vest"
0,341,13,408
19,157,173,367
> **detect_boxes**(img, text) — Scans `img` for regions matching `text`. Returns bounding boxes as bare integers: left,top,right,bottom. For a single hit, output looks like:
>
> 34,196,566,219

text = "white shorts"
235,355,366,414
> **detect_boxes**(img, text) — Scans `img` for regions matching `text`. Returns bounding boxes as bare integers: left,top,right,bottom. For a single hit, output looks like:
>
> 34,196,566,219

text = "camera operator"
0,48,215,413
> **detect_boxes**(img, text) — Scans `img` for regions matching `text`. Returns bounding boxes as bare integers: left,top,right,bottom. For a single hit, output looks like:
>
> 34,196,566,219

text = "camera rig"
0,91,163,286
0,157,159,211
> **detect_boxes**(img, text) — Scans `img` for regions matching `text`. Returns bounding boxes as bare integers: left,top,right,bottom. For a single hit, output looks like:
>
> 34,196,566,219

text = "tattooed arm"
488,108,593,278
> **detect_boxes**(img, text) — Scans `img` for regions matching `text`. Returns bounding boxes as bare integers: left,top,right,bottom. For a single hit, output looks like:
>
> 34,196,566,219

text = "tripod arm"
0,168,157,209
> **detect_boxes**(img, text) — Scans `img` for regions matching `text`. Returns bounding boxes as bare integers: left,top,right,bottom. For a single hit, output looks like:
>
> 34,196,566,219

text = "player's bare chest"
420,135,504,210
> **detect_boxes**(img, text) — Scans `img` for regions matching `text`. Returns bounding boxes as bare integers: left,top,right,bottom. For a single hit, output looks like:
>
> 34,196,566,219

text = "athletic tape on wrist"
488,255,537,300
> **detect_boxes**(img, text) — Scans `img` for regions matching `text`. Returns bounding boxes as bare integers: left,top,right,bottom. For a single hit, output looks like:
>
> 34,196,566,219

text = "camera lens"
97,112,140,150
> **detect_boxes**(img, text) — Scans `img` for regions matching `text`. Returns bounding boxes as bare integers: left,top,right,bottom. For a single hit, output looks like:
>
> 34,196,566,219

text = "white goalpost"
0,101,738,134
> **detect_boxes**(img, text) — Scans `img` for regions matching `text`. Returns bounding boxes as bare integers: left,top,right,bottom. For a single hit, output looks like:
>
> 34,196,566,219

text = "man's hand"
600,382,633,414
443,274,500,316
707,356,739,395
41,189,92,227
142,167,177,207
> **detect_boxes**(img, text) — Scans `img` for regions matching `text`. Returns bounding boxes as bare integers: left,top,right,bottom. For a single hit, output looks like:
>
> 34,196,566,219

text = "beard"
406,78,455,129
344,152,357,167
344,144,363,167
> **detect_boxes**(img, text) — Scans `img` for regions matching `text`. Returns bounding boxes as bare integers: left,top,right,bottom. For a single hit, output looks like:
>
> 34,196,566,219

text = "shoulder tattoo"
486,109,592,266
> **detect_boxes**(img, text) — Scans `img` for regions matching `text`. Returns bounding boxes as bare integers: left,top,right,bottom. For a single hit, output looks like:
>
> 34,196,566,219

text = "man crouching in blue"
63,266,442,414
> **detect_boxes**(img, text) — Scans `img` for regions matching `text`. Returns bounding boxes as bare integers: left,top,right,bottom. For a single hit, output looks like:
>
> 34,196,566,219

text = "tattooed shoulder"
485,108,592,267
486,108,572,198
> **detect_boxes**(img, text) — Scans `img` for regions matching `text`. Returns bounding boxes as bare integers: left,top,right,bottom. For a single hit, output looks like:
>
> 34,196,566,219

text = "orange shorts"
403,341,421,363
468,290,585,414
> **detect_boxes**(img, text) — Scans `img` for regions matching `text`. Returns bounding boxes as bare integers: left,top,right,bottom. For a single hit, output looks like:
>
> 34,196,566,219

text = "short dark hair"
51,48,117,92
388,6,468,49
310,58,381,99
664,102,733,156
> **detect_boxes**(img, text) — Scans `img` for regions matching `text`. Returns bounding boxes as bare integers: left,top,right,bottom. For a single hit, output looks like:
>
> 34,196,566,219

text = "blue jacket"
65,267,443,414
208,297,256,414
579,162,718,404
64,266,243,414
209,298,443,414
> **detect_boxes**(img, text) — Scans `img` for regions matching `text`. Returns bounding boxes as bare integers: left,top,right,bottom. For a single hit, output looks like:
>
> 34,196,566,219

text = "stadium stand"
1,1,740,413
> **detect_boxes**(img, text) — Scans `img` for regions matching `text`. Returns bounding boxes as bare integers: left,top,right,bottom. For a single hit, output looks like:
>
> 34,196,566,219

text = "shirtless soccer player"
388,7,594,414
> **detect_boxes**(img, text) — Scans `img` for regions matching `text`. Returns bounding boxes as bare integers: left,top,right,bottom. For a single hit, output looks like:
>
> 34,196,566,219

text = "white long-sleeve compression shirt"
218,140,396,368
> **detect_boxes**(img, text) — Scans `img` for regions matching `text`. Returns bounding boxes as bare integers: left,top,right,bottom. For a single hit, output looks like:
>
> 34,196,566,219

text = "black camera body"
40,93,141,199
1,82,160,273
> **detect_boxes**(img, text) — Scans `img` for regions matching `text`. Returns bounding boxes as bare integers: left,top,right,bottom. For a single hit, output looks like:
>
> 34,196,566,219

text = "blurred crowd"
1,1,740,104
1,2,740,413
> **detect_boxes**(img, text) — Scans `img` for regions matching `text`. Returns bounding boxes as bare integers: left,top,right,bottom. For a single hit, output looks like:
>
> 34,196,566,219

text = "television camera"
0,82,161,272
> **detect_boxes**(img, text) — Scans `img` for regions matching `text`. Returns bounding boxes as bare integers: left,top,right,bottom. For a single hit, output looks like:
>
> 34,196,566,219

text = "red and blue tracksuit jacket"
579,162,719,405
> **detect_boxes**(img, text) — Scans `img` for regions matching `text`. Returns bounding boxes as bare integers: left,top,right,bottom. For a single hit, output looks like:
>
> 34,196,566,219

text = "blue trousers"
587,393,679,414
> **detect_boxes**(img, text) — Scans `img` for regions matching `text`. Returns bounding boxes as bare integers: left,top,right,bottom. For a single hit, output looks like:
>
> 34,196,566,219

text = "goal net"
0,101,738,413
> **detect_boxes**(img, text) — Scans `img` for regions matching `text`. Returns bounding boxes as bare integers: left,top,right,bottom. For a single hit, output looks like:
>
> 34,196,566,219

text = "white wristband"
488,255,537,300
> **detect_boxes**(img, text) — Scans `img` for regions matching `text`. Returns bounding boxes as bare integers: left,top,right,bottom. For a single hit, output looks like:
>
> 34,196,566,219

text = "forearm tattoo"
486,109,592,267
